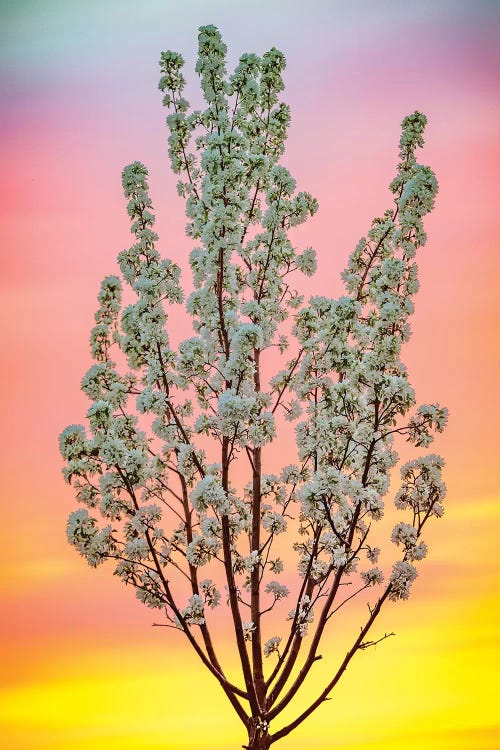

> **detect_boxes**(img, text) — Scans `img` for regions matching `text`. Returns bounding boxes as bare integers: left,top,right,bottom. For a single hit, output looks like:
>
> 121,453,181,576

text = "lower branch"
270,586,392,743
221,437,261,716
117,466,249,722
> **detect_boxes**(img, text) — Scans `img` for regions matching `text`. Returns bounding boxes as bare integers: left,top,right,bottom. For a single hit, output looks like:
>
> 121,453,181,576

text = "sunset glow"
1,1,499,748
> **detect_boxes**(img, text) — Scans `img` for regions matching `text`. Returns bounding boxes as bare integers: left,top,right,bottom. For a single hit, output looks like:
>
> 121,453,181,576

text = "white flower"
361,567,384,586
391,522,418,549
310,558,329,581
242,621,255,641
200,579,221,608
333,547,348,569
366,546,380,563
264,636,282,657
86,400,113,430
127,504,162,534
280,465,302,484
191,476,230,515
124,537,150,561
181,594,205,625
296,247,317,276
408,541,428,561
67,509,115,567
186,534,221,567
262,511,287,535
217,390,255,437
135,572,165,609
389,561,417,601
265,581,289,599
59,425,87,461
287,595,314,637
269,558,284,574
243,550,260,572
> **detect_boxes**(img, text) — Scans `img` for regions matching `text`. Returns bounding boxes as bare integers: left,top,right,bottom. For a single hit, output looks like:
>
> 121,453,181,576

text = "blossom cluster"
287,595,315,637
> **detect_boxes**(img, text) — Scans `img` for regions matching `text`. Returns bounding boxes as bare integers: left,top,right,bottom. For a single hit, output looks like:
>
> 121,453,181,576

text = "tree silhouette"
60,25,447,750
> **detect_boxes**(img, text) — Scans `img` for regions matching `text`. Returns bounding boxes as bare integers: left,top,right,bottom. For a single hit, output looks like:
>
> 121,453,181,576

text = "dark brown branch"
270,587,392,743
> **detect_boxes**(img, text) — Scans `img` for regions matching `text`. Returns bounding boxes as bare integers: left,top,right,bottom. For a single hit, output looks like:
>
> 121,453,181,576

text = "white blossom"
389,561,418,601
66,509,115,567
296,247,317,276
391,522,418,549
366,546,381,563
265,581,290,600
269,558,284,574
200,579,221,608
181,594,205,625
262,510,287,535
264,636,282,657
287,595,314,637
191,475,230,515
242,551,260,573
242,621,256,641
124,537,150,561
186,534,221,567
361,567,384,586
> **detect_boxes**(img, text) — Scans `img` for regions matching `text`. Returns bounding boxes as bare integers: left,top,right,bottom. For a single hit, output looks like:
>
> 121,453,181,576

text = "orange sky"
1,1,499,748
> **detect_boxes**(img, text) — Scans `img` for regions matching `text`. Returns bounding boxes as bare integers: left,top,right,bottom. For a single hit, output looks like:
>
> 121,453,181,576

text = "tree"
60,25,447,750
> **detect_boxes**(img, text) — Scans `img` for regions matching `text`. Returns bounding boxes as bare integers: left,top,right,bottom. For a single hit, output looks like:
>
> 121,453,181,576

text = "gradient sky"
1,1,499,748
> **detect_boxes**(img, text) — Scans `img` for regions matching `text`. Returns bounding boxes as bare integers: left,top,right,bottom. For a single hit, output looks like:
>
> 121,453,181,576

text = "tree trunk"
245,720,271,750
246,736,271,750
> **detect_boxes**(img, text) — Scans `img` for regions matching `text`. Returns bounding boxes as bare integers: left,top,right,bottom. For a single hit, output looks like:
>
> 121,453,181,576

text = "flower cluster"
263,635,282,657
287,595,315,637
190,476,231,515
243,621,256,641
391,522,427,561
265,581,290,600
395,455,446,519
361,567,384,587
66,508,115,568
200,579,221,608
389,561,418,601
180,594,205,626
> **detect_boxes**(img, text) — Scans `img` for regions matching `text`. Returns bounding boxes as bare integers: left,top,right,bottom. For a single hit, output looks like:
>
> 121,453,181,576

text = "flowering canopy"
60,25,447,749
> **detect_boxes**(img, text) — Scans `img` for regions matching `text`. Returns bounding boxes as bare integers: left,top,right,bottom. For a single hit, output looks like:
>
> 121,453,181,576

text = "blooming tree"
60,26,447,750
